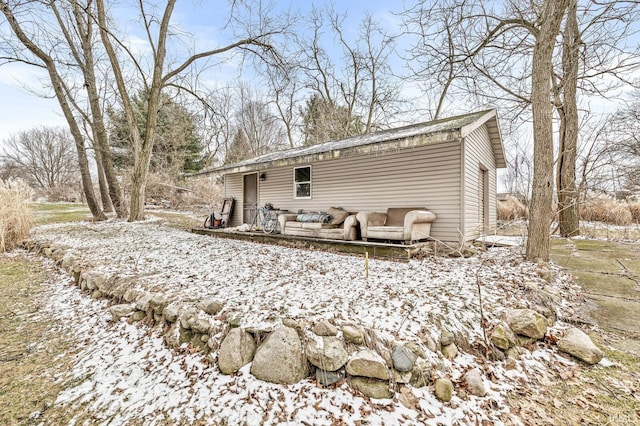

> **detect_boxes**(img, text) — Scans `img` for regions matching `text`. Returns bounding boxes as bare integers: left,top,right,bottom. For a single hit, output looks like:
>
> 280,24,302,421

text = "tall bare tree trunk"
1,2,106,221
526,0,568,262
93,141,114,213
557,0,580,237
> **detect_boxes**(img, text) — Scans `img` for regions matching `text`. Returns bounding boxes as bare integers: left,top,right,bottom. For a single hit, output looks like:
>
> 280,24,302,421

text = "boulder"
434,378,454,402
149,294,172,315
131,311,146,322
463,368,487,397
491,322,517,351
250,326,307,384
346,349,389,380
199,298,224,315
342,325,365,345
349,377,392,399
440,329,455,346
557,328,603,365
217,328,256,374
134,292,152,312
163,303,181,323
84,271,107,291
306,336,348,372
313,320,338,336
316,369,344,387
442,343,459,360
391,346,416,372
109,304,134,321
505,309,547,339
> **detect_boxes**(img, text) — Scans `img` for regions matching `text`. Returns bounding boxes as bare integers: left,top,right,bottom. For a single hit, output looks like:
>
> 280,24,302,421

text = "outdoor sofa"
278,207,359,241
356,207,436,244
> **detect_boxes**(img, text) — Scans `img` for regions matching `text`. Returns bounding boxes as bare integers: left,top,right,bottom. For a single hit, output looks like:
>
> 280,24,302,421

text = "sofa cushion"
386,207,426,226
328,207,350,226
301,222,337,230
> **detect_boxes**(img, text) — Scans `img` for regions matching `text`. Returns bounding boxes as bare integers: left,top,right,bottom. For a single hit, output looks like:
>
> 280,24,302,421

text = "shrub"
0,179,34,252
497,195,528,221
606,204,633,226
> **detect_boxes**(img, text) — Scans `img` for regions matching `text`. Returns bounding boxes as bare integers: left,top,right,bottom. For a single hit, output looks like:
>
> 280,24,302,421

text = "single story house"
199,109,506,244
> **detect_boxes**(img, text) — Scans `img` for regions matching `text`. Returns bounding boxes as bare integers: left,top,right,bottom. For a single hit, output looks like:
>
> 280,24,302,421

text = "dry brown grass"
0,179,34,252
497,195,529,221
580,194,635,226
628,201,640,224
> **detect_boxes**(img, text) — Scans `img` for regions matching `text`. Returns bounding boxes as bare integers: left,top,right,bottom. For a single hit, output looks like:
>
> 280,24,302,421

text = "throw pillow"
328,207,350,226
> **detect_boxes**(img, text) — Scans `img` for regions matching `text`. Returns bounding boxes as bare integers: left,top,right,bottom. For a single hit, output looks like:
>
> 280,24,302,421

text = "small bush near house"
0,179,34,252
497,195,529,220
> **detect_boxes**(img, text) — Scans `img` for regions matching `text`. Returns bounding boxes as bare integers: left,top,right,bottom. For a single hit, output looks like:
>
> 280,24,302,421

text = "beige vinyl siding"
224,173,244,226
463,124,497,240
226,139,463,242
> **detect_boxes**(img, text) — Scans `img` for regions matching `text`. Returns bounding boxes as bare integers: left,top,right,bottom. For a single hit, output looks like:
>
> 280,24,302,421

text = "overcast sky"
0,0,398,146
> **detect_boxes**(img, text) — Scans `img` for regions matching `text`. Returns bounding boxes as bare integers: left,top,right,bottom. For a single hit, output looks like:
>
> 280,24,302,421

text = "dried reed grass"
627,201,640,224
0,178,34,252
580,194,633,226
497,196,529,221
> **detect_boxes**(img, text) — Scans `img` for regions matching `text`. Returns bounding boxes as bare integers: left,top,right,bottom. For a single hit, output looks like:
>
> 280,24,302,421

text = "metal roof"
195,109,505,175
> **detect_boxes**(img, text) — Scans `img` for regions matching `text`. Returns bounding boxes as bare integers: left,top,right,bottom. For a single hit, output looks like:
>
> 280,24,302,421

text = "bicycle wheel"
263,217,277,233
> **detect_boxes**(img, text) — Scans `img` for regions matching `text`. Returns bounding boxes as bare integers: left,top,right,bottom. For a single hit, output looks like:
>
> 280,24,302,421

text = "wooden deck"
190,228,434,261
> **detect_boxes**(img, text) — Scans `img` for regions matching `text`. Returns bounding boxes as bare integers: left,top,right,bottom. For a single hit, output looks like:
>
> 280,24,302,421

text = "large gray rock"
109,304,134,321
199,298,224,315
250,326,307,384
434,378,454,402
83,271,107,291
491,322,517,351
149,294,172,315
313,320,338,336
163,302,181,323
346,349,389,380
463,368,487,397
391,346,416,372
442,343,459,360
440,330,455,346
306,336,348,372
316,369,344,387
505,309,547,339
349,377,392,399
342,325,365,345
217,328,256,374
557,328,603,365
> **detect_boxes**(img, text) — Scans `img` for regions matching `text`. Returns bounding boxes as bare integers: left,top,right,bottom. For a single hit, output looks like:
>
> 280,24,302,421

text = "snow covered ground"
30,215,592,425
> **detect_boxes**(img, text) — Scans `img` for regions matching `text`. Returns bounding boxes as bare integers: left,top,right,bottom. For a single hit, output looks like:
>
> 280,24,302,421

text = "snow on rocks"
250,325,307,384
557,327,604,365
217,328,256,374
505,308,548,339
20,218,599,424
307,336,349,372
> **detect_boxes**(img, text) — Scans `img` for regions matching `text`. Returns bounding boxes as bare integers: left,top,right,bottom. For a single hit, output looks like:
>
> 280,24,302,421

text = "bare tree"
94,0,284,221
1,127,79,189
527,0,569,261
1,0,107,220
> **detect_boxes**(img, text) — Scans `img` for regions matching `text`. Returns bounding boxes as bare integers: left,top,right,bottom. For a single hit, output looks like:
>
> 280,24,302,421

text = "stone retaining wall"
23,240,603,403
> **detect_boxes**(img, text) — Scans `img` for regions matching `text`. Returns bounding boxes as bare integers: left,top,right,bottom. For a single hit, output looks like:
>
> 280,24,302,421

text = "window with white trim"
294,166,311,199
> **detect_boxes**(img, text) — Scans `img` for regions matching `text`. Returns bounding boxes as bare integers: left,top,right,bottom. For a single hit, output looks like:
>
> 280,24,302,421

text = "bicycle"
249,203,278,233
